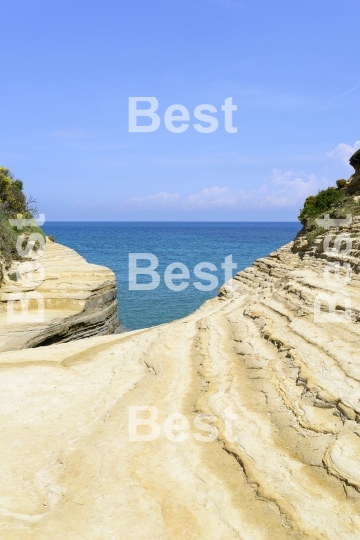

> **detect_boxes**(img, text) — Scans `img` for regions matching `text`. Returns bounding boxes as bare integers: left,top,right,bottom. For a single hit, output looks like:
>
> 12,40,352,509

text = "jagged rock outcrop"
0,218,359,539
348,149,360,191
0,240,119,351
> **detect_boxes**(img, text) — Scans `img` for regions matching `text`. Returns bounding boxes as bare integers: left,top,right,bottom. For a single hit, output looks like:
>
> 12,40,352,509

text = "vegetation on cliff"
0,167,44,281
297,149,360,242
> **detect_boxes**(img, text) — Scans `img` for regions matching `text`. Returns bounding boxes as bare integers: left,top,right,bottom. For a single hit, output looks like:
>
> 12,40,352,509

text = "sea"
42,222,301,331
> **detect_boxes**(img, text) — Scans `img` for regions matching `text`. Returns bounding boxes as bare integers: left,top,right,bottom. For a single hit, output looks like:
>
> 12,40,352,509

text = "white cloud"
118,170,329,212
124,191,181,209
74,142,360,214
184,171,329,210
263,170,330,207
64,140,359,217
184,187,235,209
327,140,360,166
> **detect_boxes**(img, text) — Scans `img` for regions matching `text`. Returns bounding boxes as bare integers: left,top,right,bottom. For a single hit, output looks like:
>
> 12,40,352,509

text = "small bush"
336,179,347,189
0,167,27,216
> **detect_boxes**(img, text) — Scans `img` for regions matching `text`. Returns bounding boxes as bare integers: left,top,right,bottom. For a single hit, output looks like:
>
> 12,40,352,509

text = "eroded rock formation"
348,149,360,191
0,218,359,538
0,240,119,352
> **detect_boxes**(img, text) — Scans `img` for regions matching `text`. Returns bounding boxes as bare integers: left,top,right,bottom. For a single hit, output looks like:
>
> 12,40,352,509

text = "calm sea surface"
43,222,301,330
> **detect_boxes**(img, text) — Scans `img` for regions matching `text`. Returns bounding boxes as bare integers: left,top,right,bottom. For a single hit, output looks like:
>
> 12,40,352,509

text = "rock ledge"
0,240,119,352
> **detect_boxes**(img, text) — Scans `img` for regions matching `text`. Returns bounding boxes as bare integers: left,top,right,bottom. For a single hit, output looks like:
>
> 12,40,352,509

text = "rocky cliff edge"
0,239,119,352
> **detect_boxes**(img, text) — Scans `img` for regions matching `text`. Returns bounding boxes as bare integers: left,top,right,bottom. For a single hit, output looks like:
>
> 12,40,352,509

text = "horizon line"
42,220,300,223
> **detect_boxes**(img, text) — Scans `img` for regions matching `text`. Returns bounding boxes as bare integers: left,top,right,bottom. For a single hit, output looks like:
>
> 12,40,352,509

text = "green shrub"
0,167,27,216
336,179,347,189
298,187,346,222
0,167,42,282
296,173,360,243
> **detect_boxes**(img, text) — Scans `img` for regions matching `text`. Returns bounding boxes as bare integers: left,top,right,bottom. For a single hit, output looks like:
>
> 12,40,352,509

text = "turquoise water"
43,222,301,330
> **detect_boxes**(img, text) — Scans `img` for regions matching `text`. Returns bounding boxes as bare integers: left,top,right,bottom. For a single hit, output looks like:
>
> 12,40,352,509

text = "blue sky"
0,0,359,221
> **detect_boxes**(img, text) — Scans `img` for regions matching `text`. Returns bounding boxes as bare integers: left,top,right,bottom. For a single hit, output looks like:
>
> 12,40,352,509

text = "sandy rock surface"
0,220,360,538
0,241,119,352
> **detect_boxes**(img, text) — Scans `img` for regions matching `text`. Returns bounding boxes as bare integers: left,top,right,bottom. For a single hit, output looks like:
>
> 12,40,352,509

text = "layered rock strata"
0,219,359,538
0,241,119,352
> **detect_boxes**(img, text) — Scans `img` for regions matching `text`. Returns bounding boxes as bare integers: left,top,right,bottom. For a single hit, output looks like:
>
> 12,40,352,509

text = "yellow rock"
0,240,119,352
1,220,360,538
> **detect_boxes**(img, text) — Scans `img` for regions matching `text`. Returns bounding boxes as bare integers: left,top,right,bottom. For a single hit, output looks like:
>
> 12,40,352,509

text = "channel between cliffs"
0,212,360,538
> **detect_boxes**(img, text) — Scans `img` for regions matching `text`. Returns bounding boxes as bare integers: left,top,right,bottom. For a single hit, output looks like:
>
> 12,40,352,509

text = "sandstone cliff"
0,240,119,352
0,216,359,538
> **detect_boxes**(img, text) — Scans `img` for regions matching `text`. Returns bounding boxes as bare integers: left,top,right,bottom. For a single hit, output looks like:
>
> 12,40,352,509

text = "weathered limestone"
0,219,360,538
0,240,119,352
